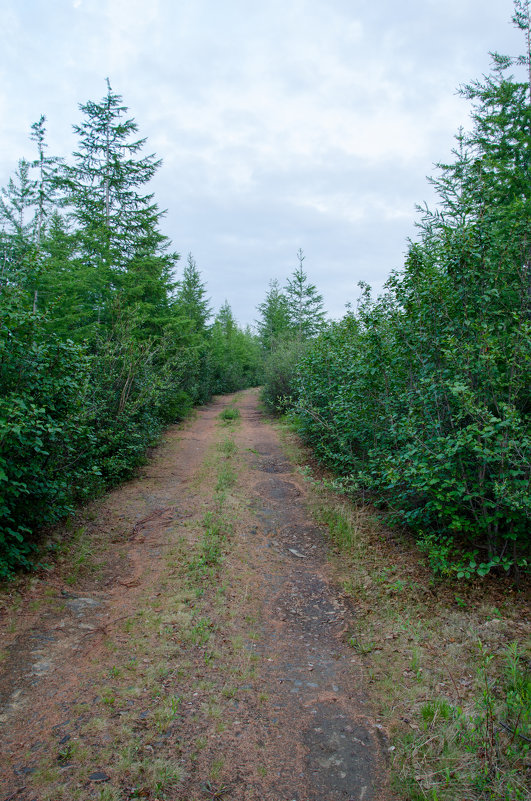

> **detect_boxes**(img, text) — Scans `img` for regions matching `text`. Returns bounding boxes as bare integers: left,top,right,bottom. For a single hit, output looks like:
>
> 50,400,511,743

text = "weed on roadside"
395,641,530,800
219,406,240,423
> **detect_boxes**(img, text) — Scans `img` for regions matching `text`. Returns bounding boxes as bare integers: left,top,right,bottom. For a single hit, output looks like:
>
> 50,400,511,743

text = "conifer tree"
175,253,211,333
0,118,62,309
62,79,177,336
30,116,61,247
285,249,325,339
0,159,37,288
256,278,291,351
209,302,261,392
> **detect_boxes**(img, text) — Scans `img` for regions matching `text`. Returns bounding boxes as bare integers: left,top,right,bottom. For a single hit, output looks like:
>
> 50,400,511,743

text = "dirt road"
0,389,390,801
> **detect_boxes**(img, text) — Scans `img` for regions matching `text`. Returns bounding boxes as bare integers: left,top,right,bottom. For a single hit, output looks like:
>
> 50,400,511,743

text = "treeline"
261,8,530,577
0,82,260,577
3,8,530,581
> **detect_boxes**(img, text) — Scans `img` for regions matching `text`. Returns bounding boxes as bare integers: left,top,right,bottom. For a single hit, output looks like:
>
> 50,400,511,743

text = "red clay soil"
0,389,392,801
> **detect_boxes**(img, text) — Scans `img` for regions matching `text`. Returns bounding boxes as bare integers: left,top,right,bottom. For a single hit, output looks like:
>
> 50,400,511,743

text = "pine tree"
415,0,531,316
0,118,62,309
29,115,62,311
284,249,326,339
62,79,177,336
208,302,261,392
0,159,37,288
256,278,291,350
30,116,61,247
175,253,211,333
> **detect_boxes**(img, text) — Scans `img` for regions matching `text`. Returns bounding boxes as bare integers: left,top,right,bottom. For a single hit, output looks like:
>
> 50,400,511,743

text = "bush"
261,337,308,413
0,290,97,577
295,251,530,575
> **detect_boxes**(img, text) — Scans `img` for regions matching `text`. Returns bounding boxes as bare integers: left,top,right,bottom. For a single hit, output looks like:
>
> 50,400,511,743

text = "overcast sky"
0,0,524,326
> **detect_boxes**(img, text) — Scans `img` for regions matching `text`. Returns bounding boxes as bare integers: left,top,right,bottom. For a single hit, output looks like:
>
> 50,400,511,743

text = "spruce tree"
0,117,62,310
0,159,37,289
256,278,291,351
30,116,61,247
175,253,212,333
285,249,326,339
62,79,177,337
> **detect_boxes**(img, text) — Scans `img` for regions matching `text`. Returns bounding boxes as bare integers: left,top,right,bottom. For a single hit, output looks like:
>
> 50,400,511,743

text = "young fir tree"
0,159,38,290
30,116,61,247
62,79,176,337
161,253,212,403
29,115,63,312
209,302,261,393
175,253,212,333
0,117,62,310
256,278,291,351
284,249,326,339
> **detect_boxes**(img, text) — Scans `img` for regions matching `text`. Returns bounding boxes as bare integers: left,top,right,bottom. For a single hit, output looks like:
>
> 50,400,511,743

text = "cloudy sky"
0,0,524,326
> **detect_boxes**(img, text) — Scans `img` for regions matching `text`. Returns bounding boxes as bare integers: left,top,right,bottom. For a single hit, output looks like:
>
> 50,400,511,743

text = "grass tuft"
219,406,240,423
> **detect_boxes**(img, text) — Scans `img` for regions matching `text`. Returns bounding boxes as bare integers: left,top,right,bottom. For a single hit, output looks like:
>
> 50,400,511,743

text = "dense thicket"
289,7,531,576
0,83,260,577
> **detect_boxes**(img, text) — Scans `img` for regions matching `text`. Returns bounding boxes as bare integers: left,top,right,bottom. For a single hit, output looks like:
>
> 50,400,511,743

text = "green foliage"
208,302,262,394
175,253,212,333
257,251,327,412
0,85,260,578
219,406,240,422
58,79,178,341
0,287,96,576
256,278,291,351
261,336,308,413
292,7,531,575
285,249,325,339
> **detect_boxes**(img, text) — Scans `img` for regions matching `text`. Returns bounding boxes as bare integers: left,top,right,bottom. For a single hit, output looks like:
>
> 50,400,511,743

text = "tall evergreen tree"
61,79,177,337
30,115,61,248
0,117,62,310
209,302,261,392
175,253,211,333
29,115,62,311
284,249,326,339
256,278,291,351
0,159,37,289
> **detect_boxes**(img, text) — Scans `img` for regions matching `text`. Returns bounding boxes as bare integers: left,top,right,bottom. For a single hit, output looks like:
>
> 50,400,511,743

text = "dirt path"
0,389,390,801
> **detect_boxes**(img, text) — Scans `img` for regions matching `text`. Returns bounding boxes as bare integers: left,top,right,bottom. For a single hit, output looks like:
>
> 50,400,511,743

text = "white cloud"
0,0,521,324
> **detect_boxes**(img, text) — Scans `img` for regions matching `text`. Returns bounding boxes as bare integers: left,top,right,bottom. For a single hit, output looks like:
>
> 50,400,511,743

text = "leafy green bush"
261,336,308,413
0,289,97,577
296,255,530,574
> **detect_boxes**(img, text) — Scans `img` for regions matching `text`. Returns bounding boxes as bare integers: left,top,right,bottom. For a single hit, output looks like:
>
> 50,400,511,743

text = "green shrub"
0,290,97,577
219,406,240,422
261,337,308,413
